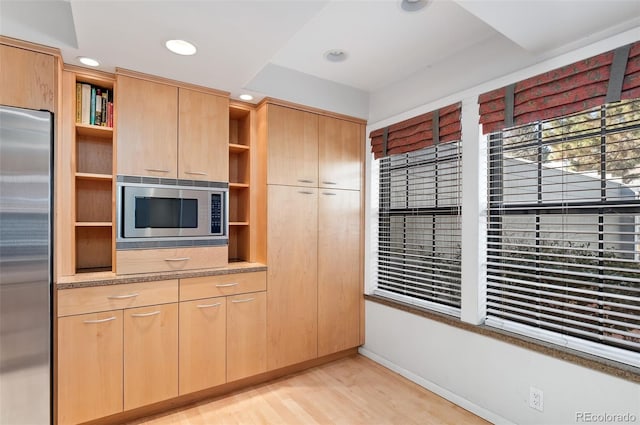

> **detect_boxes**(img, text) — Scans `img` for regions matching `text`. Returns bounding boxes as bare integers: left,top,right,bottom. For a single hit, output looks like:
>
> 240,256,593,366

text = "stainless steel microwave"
116,177,228,249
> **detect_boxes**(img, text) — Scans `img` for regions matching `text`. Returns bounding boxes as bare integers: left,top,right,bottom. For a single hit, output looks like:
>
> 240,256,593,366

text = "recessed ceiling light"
78,56,99,67
324,49,348,63
239,94,254,101
165,39,197,56
401,0,430,12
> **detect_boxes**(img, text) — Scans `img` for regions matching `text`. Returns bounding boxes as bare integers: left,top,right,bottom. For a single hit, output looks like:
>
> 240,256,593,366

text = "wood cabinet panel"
179,297,226,394
57,279,178,317
57,311,123,425
116,76,178,177
267,105,318,186
180,271,266,301
267,185,318,370
227,291,266,381
124,303,178,410
116,246,228,275
179,89,229,181
318,189,361,356
319,116,362,191
0,44,55,111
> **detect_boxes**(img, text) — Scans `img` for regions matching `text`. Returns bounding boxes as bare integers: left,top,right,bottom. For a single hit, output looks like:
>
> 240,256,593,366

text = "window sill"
364,293,640,384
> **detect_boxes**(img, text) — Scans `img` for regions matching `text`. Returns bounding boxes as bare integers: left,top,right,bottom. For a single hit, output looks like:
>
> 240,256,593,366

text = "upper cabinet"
267,104,318,187
116,75,178,177
116,72,229,181
0,40,56,112
318,116,362,191
178,88,229,181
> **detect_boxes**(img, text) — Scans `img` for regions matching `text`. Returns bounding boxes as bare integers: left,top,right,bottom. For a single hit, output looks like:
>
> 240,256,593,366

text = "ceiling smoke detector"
324,49,348,63
401,0,430,12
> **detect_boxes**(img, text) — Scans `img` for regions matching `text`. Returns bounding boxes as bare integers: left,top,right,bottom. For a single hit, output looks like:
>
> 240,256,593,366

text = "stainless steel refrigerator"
0,105,52,424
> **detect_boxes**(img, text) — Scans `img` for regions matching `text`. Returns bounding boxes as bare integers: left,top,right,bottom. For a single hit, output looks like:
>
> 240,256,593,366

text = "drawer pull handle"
322,192,337,196
215,283,238,288
165,257,190,262
298,191,314,195
131,311,160,318
322,181,337,185
83,317,116,324
231,298,255,304
145,168,170,173
297,179,314,183
185,171,207,176
197,302,222,308
107,293,139,300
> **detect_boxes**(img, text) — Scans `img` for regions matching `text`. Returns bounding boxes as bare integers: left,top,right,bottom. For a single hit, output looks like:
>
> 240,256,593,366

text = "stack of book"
75,83,114,127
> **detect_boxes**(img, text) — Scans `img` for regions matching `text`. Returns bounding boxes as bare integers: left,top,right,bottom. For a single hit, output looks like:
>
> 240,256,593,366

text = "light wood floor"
131,354,489,425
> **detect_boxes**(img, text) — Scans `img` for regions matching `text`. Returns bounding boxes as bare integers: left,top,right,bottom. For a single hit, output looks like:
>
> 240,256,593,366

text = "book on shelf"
75,82,114,128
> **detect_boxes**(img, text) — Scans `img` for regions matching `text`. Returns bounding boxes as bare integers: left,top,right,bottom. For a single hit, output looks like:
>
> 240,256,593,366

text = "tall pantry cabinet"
259,101,365,370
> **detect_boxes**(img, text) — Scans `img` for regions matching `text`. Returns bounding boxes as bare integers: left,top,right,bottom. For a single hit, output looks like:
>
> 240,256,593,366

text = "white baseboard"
358,347,514,425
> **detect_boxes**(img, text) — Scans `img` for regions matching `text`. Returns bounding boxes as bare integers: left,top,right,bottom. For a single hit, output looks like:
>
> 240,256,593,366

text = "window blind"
370,103,461,159
376,141,462,315
479,41,640,135
486,99,640,366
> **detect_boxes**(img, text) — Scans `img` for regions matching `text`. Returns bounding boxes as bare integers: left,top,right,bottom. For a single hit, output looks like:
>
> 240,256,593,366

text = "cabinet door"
227,291,266,381
116,75,178,177
124,303,178,410
267,105,318,186
179,297,226,394
319,116,362,191
318,189,361,356
179,88,229,181
58,311,123,425
0,44,55,111
267,185,318,369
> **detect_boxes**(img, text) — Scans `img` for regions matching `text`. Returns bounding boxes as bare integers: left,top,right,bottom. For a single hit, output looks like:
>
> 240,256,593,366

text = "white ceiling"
1,0,639,120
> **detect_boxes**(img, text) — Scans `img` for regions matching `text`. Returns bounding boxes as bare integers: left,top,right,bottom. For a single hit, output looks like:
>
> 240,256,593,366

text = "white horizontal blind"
487,99,640,365
376,142,462,315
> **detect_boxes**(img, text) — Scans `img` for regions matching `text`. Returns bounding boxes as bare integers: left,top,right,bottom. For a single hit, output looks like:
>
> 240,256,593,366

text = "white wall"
362,27,640,425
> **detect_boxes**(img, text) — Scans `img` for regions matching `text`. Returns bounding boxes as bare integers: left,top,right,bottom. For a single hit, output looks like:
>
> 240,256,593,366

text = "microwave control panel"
211,193,223,235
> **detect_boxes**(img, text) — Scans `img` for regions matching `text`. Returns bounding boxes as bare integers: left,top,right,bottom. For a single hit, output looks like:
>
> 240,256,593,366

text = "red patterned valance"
370,102,461,159
479,41,640,134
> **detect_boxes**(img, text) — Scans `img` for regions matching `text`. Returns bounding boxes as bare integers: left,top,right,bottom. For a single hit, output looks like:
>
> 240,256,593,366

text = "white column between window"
460,96,487,325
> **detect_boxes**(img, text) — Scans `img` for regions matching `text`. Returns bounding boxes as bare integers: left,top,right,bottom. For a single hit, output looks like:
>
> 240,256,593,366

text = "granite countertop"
56,262,267,290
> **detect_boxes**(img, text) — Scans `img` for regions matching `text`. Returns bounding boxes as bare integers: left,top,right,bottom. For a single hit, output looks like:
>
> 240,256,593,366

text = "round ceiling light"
401,0,430,12
239,94,254,101
324,49,348,63
78,56,100,67
165,39,197,56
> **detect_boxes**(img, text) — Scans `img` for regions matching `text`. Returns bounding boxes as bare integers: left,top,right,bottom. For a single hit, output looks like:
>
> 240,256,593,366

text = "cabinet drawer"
180,271,266,301
116,246,228,275
58,280,178,317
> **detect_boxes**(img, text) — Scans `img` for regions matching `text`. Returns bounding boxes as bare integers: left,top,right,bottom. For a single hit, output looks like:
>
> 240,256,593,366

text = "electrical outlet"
529,386,544,412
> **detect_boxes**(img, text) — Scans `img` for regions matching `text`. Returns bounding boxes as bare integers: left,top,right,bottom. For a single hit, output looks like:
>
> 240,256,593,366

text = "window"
487,99,640,366
376,141,462,315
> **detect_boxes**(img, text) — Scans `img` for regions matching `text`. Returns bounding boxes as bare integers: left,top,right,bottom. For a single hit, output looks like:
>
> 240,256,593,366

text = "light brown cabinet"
0,42,55,111
124,302,179,410
116,73,229,180
267,185,318,370
179,297,226,394
116,75,178,177
57,280,179,422
179,88,229,181
57,310,123,425
319,116,362,191
318,189,361,356
227,291,267,381
266,105,318,187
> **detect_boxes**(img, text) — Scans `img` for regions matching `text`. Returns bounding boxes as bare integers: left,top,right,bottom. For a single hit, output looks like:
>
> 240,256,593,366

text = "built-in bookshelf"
228,103,252,262
64,66,116,274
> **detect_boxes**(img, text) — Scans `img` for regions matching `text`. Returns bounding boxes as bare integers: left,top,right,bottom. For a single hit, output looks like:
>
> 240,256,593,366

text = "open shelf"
76,123,113,137
75,222,112,227
76,172,113,181
76,226,112,272
229,143,250,153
